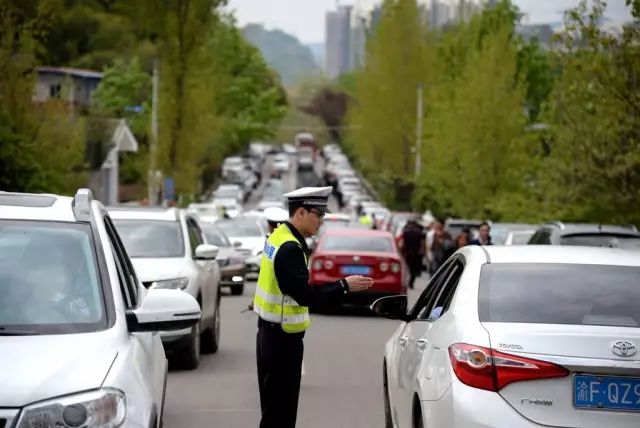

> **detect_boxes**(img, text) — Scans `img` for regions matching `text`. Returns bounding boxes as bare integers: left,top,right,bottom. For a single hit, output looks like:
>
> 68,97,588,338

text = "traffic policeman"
253,186,373,428
263,206,289,235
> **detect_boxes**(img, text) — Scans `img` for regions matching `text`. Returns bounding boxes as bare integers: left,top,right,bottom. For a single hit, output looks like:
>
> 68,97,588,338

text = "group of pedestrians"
398,218,493,288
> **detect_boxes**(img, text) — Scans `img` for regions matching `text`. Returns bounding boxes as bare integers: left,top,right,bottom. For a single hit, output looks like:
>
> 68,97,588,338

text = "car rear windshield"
322,235,393,253
479,264,640,328
561,233,640,250
113,220,184,258
0,221,106,334
203,226,231,247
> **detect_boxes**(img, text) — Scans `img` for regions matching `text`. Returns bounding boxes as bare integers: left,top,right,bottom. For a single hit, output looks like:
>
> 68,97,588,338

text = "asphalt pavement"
163,159,428,428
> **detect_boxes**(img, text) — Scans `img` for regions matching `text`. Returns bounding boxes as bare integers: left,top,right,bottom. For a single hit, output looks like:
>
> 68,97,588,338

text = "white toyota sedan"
373,245,640,428
0,189,200,428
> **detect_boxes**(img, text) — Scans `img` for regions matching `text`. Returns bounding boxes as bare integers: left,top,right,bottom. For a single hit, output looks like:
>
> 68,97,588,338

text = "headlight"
152,277,189,290
16,388,126,428
217,258,230,267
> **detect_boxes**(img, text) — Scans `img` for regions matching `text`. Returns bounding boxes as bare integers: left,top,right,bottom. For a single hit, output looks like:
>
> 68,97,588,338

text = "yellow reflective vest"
253,224,310,333
358,214,373,225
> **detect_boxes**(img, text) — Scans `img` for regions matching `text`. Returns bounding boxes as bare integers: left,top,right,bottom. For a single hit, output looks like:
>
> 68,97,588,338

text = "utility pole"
415,84,424,179
148,59,159,205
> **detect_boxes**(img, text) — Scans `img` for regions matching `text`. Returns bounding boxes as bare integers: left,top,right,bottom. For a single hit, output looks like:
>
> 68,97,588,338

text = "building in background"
325,5,353,79
35,67,102,110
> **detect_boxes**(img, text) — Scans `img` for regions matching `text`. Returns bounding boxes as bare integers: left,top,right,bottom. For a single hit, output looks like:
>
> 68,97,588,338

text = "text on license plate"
574,375,640,411
340,265,371,275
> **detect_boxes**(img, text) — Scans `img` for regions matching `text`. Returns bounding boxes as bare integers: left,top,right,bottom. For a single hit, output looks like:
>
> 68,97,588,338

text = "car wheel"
201,297,220,354
179,322,200,370
231,282,244,296
383,364,393,428
413,397,423,428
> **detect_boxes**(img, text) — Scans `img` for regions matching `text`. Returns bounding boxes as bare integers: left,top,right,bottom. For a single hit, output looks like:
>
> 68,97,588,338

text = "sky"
227,0,633,44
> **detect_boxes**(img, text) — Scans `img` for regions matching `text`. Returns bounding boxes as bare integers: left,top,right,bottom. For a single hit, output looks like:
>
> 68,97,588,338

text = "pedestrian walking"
253,186,373,428
399,218,426,289
470,222,493,246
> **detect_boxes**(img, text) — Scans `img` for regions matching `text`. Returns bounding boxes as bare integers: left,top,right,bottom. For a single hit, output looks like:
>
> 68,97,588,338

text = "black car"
527,222,640,249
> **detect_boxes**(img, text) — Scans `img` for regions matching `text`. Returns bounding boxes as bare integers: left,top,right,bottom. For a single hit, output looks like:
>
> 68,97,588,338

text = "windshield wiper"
0,327,41,336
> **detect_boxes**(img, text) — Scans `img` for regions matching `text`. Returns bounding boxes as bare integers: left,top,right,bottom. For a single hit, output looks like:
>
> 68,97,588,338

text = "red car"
309,228,408,307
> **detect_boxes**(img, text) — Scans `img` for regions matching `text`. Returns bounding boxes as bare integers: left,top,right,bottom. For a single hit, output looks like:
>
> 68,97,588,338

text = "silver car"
109,207,221,370
374,245,640,428
0,189,200,428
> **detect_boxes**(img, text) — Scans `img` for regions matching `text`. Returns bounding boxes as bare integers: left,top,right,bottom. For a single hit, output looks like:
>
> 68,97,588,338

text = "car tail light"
391,262,401,273
312,259,323,271
324,259,334,270
448,343,569,392
380,262,389,272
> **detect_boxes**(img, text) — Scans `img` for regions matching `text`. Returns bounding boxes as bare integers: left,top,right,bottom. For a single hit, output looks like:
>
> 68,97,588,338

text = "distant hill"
306,43,325,68
243,24,321,87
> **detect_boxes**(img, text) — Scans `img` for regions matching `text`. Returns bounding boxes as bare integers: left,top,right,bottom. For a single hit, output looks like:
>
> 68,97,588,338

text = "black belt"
258,317,305,338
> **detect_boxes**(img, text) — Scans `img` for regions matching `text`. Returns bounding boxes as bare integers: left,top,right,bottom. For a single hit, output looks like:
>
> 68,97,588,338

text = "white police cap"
284,186,332,213
264,207,289,223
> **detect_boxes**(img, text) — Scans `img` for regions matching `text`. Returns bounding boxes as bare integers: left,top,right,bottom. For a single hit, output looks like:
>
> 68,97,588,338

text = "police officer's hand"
345,275,373,292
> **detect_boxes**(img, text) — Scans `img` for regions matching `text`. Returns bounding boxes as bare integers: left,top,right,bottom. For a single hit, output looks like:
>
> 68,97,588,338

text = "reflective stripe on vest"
253,223,310,333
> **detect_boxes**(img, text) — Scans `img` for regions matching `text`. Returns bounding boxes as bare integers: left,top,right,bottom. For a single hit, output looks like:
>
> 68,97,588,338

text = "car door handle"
399,335,409,348
416,338,428,351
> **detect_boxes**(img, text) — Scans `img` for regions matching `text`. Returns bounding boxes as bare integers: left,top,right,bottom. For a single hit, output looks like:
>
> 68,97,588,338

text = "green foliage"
538,0,640,225
0,1,84,194
347,0,428,197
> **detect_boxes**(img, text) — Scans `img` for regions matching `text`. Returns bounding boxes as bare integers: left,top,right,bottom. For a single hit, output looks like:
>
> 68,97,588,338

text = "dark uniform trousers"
257,318,304,428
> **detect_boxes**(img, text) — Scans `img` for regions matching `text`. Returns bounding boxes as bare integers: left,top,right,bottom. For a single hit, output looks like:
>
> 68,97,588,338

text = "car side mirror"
233,241,242,248
127,288,201,332
370,295,409,320
195,244,218,260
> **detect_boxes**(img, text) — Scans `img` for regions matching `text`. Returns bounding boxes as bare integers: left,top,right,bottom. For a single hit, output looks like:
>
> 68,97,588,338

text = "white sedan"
373,245,640,428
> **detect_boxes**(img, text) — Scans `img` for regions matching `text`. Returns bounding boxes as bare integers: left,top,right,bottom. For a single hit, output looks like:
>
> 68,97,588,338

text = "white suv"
109,206,221,370
0,189,200,428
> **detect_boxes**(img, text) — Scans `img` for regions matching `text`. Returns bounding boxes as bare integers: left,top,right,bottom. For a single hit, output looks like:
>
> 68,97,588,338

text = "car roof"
322,227,394,238
545,222,639,235
108,206,180,221
478,245,640,267
325,213,351,221
0,191,77,222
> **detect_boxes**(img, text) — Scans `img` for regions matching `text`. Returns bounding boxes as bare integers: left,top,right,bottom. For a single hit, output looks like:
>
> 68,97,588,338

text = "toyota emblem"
612,341,636,357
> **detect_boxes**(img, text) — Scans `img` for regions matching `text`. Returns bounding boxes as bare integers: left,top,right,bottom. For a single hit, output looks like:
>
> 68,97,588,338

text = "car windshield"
113,220,185,258
217,220,263,237
561,233,640,249
322,235,393,253
479,263,640,328
0,221,106,333
202,226,231,247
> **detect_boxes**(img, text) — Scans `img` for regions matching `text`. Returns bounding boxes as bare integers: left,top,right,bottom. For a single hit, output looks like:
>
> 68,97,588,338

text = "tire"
413,398,423,428
201,297,220,354
230,283,244,296
178,322,200,370
383,364,393,428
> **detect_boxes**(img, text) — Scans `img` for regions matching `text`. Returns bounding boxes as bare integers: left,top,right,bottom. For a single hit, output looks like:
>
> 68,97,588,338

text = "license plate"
340,265,371,275
574,375,640,412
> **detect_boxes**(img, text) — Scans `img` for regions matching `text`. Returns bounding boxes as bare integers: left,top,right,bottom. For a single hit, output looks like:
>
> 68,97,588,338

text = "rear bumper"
420,379,542,428
310,273,405,295
220,264,246,286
